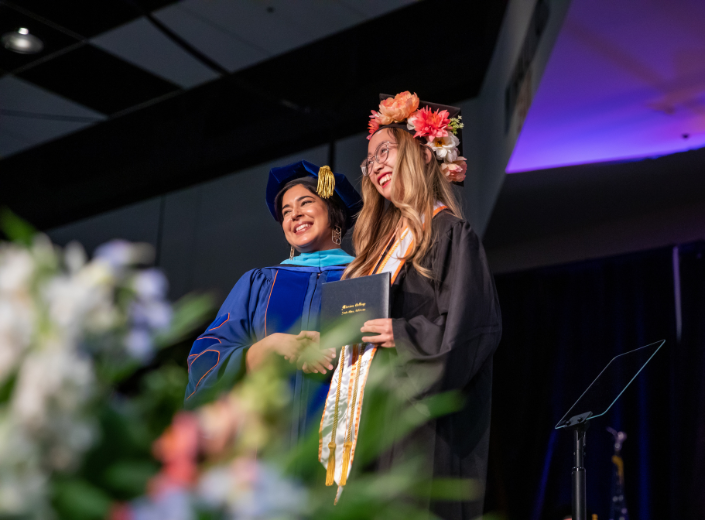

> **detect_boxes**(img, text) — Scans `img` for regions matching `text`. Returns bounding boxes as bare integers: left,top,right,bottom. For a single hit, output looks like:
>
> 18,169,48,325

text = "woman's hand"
361,319,395,348
246,330,319,372
301,348,336,374
272,330,319,361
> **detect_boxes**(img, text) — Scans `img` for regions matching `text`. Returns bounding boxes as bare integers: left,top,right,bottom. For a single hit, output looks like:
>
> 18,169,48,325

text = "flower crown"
367,91,467,183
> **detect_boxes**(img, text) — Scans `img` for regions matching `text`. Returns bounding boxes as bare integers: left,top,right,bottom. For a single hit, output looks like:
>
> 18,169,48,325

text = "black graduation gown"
370,211,502,520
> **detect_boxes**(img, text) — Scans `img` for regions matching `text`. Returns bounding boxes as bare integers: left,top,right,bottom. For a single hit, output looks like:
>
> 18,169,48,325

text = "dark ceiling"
1,0,509,230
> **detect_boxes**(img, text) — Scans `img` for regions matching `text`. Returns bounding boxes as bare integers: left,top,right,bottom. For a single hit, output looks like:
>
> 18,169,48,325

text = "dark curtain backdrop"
484,242,705,520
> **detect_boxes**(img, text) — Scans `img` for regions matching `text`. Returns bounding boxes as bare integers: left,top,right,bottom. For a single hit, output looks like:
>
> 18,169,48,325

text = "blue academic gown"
184,249,353,446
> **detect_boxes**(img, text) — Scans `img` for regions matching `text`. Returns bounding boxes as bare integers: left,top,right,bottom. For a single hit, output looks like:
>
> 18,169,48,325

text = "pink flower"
378,91,419,123
198,396,242,458
440,157,468,183
108,503,133,520
407,107,451,139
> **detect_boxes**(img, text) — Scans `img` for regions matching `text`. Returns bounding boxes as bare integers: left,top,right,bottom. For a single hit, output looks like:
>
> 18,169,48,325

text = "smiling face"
280,184,336,253
367,129,398,201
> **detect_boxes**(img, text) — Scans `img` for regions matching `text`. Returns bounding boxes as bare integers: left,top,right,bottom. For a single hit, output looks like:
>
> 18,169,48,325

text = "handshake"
246,330,336,375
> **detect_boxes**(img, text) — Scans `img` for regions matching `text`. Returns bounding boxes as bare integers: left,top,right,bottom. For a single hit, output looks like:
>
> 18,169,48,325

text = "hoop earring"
332,226,342,245
289,246,295,260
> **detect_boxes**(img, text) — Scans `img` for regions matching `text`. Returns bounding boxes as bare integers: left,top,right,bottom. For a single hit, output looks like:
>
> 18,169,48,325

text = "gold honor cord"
340,344,364,486
326,345,346,486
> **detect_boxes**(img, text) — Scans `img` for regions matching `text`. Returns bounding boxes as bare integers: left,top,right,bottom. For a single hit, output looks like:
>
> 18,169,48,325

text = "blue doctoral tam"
266,160,362,228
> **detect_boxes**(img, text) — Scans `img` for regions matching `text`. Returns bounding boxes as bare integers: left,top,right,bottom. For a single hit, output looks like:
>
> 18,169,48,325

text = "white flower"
78,260,114,287
0,246,34,294
131,300,172,332
12,348,94,432
197,459,307,519
425,134,460,162
64,241,87,274
131,489,195,520
126,328,154,362
94,240,154,270
132,269,168,300
0,297,35,382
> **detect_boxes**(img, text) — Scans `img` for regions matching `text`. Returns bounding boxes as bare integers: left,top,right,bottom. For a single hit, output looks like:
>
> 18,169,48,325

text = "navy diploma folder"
320,272,391,346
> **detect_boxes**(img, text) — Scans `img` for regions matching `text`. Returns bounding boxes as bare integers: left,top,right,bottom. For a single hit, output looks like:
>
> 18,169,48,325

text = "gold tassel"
317,165,335,199
340,441,352,486
326,441,336,486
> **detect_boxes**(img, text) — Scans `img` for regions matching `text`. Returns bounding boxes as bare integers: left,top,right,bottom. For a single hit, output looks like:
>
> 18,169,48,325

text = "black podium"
555,340,665,520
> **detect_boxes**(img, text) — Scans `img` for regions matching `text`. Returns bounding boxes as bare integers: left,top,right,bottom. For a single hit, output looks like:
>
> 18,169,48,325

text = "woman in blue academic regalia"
184,160,361,441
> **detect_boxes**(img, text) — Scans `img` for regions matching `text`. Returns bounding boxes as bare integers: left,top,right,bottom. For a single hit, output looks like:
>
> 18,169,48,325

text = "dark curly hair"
274,177,349,238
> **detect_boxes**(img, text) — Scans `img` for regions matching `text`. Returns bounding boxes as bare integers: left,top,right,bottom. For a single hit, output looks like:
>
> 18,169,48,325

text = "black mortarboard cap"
266,160,362,228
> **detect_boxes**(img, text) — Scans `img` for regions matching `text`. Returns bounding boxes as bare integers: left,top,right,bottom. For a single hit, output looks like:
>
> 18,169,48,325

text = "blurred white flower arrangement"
0,212,471,520
0,231,187,518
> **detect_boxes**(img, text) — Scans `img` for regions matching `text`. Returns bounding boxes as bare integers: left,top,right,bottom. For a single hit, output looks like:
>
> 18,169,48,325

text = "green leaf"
418,477,481,501
0,371,17,404
103,460,159,495
52,478,113,520
0,208,36,246
419,390,465,418
98,357,142,385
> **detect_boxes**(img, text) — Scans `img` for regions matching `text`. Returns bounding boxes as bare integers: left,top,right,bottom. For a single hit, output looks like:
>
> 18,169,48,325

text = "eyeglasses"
360,141,397,176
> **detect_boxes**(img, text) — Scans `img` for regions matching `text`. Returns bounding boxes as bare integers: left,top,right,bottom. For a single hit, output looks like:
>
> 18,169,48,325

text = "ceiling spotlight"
2,27,44,55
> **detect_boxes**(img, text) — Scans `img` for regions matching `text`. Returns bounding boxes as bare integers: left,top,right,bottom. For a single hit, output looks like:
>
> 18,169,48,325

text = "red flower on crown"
367,118,380,136
407,107,450,139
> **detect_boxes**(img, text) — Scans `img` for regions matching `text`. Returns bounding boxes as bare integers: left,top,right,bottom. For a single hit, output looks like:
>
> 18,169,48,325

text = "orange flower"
368,91,421,136
378,91,420,123
149,412,200,495
370,109,392,126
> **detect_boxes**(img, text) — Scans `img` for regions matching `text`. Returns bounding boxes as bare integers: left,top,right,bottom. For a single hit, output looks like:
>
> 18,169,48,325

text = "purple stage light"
507,0,705,173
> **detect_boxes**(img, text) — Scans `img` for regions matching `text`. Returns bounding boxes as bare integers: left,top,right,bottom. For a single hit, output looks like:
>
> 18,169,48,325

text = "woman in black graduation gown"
346,92,502,519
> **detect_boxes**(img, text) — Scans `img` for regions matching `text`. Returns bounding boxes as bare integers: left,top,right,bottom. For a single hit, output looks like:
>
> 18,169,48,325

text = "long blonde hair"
343,128,462,280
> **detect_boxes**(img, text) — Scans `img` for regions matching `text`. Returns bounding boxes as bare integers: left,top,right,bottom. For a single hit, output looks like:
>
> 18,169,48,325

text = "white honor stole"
318,204,447,501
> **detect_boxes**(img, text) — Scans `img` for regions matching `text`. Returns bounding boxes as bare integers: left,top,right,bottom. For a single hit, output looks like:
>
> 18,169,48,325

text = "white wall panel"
154,4,269,73
156,0,415,75
173,0,310,56
0,76,104,157
459,0,573,236
92,17,219,89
